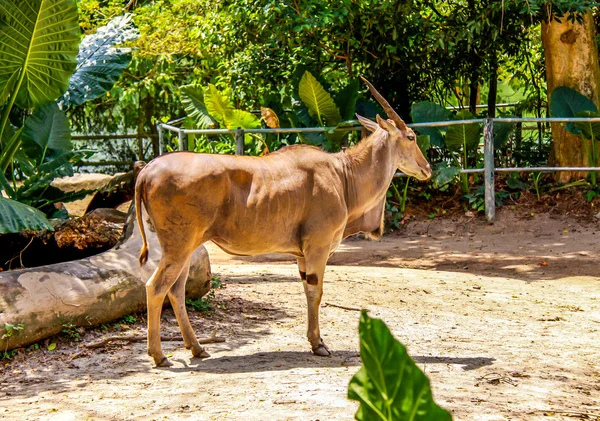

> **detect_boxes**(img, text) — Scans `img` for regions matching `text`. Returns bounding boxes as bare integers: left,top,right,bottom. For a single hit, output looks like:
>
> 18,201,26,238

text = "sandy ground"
1,210,599,420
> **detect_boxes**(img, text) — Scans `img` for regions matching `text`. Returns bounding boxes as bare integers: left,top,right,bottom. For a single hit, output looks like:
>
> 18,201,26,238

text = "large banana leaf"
445,110,481,153
348,311,452,421
0,196,53,233
550,86,598,134
180,85,217,129
22,102,72,160
204,84,234,127
298,71,341,126
59,14,139,107
0,0,79,109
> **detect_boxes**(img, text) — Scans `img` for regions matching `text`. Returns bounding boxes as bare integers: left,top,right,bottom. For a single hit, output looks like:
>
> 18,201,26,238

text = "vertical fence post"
178,129,187,152
157,124,164,156
484,118,495,222
235,128,244,156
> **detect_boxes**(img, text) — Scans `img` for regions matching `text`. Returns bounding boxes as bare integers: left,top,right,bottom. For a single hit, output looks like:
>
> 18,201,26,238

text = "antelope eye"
407,134,415,141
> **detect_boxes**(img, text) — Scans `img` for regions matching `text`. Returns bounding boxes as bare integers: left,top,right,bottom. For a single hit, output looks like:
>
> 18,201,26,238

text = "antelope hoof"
155,356,173,368
191,346,210,359
312,340,331,357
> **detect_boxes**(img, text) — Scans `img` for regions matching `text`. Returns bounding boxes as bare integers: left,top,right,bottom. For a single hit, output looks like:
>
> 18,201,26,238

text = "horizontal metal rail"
72,134,157,140
158,116,600,222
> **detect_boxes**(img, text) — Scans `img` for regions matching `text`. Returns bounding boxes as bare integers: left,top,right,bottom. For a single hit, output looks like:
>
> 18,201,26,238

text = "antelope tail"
134,162,149,266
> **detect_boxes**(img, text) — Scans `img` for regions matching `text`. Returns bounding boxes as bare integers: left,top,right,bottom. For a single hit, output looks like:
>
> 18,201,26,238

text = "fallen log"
0,205,212,351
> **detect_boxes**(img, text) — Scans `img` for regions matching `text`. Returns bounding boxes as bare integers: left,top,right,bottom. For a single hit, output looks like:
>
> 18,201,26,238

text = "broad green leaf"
550,86,598,134
204,84,234,127
432,162,461,188
336,79,360,121
22,102,72,159
348,311,452,421
47,342,56,351
224,109,261,145
298,71,341,126
59,14,139,107
224,109,261,130
0,196,53,233
411,101,451,126
445,110,480,153
180,85,217,129
411,101,452,148
574,110,600,140
0,0,79,109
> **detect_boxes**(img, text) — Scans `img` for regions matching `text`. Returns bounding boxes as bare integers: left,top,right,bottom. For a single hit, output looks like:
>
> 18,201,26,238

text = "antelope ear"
376,114,397,132
356,114,379,133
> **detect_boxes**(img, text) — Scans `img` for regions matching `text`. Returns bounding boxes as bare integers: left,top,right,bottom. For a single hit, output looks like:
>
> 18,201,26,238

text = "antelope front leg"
300,251,331,356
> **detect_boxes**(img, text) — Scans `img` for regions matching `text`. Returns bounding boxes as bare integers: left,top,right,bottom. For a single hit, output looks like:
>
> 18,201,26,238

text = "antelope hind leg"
301,249,331,356
146,257,190,367
167,259,210,359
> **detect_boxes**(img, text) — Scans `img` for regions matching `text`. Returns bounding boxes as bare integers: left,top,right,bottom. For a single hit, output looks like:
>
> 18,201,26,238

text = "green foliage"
444,111,481,153
493,119,517,150
0,196,54,234
411,102,451,148
22,103,72,160
186,295,214,313
60,14,139,107
298,71,342,127
122,314,138,324
0,0,79,110
0,3,133,233
550,86,598,134
348,311,452,421
2,323,24,359
185,276,223,313
181,85,217,129
550,86,600,185
61,323,80,340
204,84,235,127
431,162,462,189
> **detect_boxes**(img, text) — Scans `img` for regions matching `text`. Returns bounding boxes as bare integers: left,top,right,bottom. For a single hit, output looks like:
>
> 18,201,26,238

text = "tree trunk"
0,204,212,352
542,10,600,182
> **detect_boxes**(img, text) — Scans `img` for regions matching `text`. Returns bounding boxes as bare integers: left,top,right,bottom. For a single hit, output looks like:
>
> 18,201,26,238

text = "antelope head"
357,77,432,181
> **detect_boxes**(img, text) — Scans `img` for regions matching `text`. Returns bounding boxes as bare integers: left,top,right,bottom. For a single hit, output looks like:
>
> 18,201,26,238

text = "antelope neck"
340,130,398,216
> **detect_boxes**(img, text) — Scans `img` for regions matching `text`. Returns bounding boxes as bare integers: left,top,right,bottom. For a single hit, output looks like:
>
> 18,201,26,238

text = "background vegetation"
3,0,600,232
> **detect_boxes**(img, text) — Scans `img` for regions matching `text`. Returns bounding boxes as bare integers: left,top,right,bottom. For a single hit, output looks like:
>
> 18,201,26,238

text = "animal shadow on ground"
168,350,362,373
413,356,495,371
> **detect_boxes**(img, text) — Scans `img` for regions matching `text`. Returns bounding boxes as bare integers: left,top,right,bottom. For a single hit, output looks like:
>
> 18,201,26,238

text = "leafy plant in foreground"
348,311,452,421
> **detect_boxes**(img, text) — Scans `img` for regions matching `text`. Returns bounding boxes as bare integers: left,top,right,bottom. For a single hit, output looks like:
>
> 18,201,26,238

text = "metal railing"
158,117,600,222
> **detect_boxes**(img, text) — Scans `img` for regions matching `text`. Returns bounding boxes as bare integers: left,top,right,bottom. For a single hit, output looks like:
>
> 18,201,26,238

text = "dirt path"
1,211,599,420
